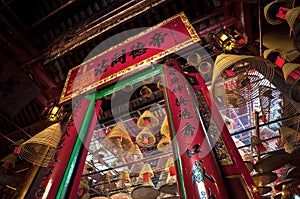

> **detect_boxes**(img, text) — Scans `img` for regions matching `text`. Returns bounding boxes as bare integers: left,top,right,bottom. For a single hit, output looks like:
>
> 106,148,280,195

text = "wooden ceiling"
0,0,282,158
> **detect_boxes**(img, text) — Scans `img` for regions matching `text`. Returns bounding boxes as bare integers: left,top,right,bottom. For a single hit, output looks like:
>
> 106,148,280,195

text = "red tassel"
144,119,150,126
169,166,176,176
143,173,150,182
257,143,266,152
14,147,21,154
143,136,149,144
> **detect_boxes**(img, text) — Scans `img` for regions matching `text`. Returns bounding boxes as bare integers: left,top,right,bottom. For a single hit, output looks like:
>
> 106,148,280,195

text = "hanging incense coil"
119,171,131,183
160,117,170,137
104,121,133,151
139,164,154,186
286,6,300,31
264,1,286,25
118,170,132,189
187,53,202,66
157,136,171,152
225,91,246,108
131,164,160,199
126,144,143,162
254,150,290,173
159,157,178,195
137,110,159,128
139,85,153,98
0,153,17,169
197,61,212,74
212,54,275,107
263,48,285,62
280,126,300,153
19,123,63,167
136,127,156,147
79,178,90,193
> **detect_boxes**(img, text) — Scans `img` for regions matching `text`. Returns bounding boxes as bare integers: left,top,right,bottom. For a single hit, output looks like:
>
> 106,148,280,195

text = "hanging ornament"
187,53,202,66
136,127,156,147
126,144,143,162
139,85,153,98
160,116,170,137
131,164,160,199
157,80,163,90
159,157,178,195
103,121,134,151
137,110,159,128
157,136,172,153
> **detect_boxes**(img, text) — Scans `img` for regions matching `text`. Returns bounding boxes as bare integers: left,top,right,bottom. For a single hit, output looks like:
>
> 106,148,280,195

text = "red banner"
163,59,230,199
59,12,200,104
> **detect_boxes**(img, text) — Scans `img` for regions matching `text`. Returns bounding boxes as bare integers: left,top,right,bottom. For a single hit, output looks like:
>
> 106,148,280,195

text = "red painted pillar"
68,99,102,199
162,59,230,199
186,72,262,199
34,97,91,199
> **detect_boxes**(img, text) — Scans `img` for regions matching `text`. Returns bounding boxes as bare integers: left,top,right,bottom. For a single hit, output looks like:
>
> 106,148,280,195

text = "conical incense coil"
157,136,171,152
104,121,133,151
137,110,159,128
119,170,131,184
136,127,156,147
126,144,143,161
19,123,63,167
139,85,153,98
160,117,170,137
139,164,154,186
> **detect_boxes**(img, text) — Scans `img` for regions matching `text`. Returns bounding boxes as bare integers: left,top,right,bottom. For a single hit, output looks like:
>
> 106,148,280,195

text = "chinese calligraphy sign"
59,12,200,104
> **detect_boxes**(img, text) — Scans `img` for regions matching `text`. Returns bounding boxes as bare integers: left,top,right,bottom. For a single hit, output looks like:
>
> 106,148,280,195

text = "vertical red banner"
34,98,91,199
162,59,230,199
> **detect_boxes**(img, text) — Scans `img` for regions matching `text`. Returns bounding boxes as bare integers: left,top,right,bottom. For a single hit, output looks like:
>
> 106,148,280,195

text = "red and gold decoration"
59,12,200,104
